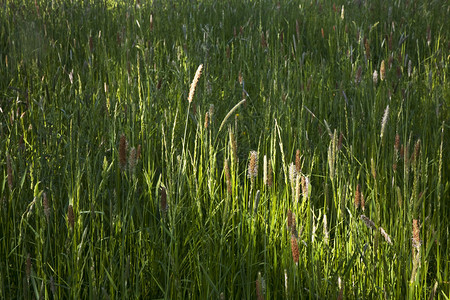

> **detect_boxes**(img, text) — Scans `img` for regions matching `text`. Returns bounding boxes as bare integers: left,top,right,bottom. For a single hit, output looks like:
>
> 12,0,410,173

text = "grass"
0,0,449,298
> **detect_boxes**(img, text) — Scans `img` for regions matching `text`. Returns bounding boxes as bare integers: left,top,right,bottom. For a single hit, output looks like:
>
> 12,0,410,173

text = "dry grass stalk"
188,64,203,103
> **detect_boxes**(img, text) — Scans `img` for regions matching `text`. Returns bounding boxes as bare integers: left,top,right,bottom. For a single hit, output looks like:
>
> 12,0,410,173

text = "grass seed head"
379,227,393,245
360,215,377,230
67,205,75,230
380,105,389,140
380,60,386,81
248,151,258,182
188,64,203,103
373,70,378,84
267,162,273,187
295,149,301,173
119,134,128,171
289,163,297,186
290,235,299,265
224,159,232,195
128,147,137,174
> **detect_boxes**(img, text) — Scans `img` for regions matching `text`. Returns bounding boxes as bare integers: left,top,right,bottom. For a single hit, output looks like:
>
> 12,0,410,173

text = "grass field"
1,0,449,298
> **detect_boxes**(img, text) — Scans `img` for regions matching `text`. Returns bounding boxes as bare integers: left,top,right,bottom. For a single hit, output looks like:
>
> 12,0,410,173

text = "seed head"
290,235,299,265
295,149,301,173
379,227,393,245
267,162,273,187
248,151,258,181
119,134,128,171
67,205,75,230
380,105,389,140
128,147,137,174
360,214,377,230
289,163,297,186
188,64,203,103
373,70,378,84
380,60,386,81
43,192,50,221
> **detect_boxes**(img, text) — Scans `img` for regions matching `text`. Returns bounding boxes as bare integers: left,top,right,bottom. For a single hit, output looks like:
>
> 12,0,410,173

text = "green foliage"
0,0,449,298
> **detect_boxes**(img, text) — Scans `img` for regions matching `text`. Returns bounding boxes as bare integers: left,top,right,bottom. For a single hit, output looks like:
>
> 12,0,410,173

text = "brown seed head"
119,134,128,171
67,205,74,230
295,149,301,173
291,235,299,265
248,151,258,180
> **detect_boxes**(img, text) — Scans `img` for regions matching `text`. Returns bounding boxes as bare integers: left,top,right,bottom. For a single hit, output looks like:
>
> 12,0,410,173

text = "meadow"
0,0,449,298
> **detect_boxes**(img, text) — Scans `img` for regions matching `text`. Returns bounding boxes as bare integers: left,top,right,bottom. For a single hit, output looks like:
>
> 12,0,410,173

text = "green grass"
1,0,449,298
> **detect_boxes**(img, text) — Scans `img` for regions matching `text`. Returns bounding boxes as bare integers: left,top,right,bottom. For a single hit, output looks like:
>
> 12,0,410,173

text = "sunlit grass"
0,0,449,298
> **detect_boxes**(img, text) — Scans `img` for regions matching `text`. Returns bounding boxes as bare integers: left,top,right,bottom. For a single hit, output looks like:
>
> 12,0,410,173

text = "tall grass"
1,0,449,298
